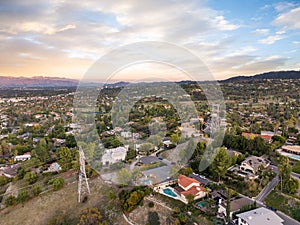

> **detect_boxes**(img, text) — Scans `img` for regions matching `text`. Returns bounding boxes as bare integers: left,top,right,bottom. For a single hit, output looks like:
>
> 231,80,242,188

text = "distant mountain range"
222,70,300,82
0,70,300,87
0,76,79,87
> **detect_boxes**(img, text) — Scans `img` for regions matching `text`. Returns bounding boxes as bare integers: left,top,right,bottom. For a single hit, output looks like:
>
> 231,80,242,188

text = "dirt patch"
128,198,173,225
0,177,127,225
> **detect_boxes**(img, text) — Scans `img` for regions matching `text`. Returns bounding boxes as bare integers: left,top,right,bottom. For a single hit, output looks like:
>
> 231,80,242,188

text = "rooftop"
282,145,300,154
178,174,201,189
236,207,284,225
242,156,270,171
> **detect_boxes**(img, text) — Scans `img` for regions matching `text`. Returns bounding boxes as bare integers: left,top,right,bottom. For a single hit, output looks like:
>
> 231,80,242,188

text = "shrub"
5,195,17,206
0,176,10,186
53,177,64,190
24,172,38,185
148,202,154,208
17,189,29,204
32,185,41,196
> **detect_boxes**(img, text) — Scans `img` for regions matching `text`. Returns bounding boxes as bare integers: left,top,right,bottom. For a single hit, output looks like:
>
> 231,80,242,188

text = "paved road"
271,165,300,179
277,210,300,225
238,192,300,225
255,175,279,202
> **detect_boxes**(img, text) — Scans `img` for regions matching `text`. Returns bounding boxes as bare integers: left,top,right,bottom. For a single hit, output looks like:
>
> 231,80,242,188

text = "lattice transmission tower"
78,147,90,203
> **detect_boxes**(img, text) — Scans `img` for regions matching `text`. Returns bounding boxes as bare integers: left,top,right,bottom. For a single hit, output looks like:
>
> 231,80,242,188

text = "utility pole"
78,147,90,203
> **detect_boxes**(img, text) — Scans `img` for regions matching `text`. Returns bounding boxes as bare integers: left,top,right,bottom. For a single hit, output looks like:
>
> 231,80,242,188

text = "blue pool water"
163,188,177,197
289,154,300,161
196,201,207,208
143,179,151,185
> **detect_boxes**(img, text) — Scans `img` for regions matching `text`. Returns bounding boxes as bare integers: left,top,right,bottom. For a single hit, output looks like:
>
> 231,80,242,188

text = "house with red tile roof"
242,132,272,143
176,174,207,203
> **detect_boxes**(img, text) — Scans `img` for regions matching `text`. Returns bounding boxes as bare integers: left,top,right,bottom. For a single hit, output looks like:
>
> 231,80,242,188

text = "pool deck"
154,186,187,203
277,149,300,161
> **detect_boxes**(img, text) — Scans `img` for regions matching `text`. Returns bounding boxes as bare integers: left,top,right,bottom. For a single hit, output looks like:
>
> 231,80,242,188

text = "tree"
125,148,136,161
286,177,299,194
0,176,10,186
17,166,26,179
186,194,195,204
247,179,258,193
24,172,38,185
116,168,132,185
1,140,10,157
272,135,286,145
170,133,179,144
49,177,64,190
35,138,48,162
278,156,292,192
148,211,160,225
211,147,231,182
5,195,17,207
57,147,72,171
79,207,107,225
147,135,162,147
226,189,233,222
17,189,29,204
178,167,193,176
138,143,154,155
66,134,77,148
32,185,41,196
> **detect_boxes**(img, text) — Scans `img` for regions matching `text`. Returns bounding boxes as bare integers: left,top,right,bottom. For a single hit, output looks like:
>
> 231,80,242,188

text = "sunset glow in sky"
0,0,300,81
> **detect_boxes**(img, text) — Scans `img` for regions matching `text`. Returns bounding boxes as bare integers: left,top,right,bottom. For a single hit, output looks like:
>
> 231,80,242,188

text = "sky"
0,0,300,81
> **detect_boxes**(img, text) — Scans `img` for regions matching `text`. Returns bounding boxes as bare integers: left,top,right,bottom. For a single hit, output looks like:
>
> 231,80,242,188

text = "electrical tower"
78,147,90,203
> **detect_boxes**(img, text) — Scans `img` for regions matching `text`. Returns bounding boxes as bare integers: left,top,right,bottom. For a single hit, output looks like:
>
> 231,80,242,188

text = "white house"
45,162,62,173
239,156,270,174
14,152,31,162
120,131,132,139
102,145,129,165
236,207,284,225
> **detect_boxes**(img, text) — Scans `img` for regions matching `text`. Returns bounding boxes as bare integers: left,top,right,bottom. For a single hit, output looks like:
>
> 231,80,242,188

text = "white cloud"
276,30,286,34
259,35,285,44
227,46,257,57
214,16,239,30
252,28,269,35
274,2,299,12
273,6,300,30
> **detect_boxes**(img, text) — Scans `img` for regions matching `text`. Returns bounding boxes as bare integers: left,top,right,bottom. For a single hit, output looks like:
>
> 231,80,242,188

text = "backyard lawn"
265,190,300,222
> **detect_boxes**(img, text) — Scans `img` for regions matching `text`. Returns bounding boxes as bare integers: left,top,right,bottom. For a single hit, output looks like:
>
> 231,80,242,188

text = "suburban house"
239,156,270,175
242,132,273,143
221,197,253,219
211,190,253,218
101,145,129,165
281,145,300,156
14,152,31,162
44,162,62,173
236,207,284,225
175,174,207,203
0,163,21,178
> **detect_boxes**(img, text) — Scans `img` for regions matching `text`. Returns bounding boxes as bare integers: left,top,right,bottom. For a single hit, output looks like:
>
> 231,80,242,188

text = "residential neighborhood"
1,0,300,223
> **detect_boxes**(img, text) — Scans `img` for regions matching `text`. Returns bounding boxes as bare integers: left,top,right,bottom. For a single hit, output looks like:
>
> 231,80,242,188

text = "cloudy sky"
0,0,300,81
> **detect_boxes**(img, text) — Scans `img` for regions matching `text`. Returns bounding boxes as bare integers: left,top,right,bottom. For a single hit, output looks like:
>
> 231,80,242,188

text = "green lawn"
292,160,300,174
265,190,300,222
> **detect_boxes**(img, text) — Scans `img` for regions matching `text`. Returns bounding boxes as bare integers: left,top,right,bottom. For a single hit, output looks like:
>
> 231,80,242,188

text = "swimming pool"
163,188,177,197
195,201,207,209
288,154,300,161
143,179,151,185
